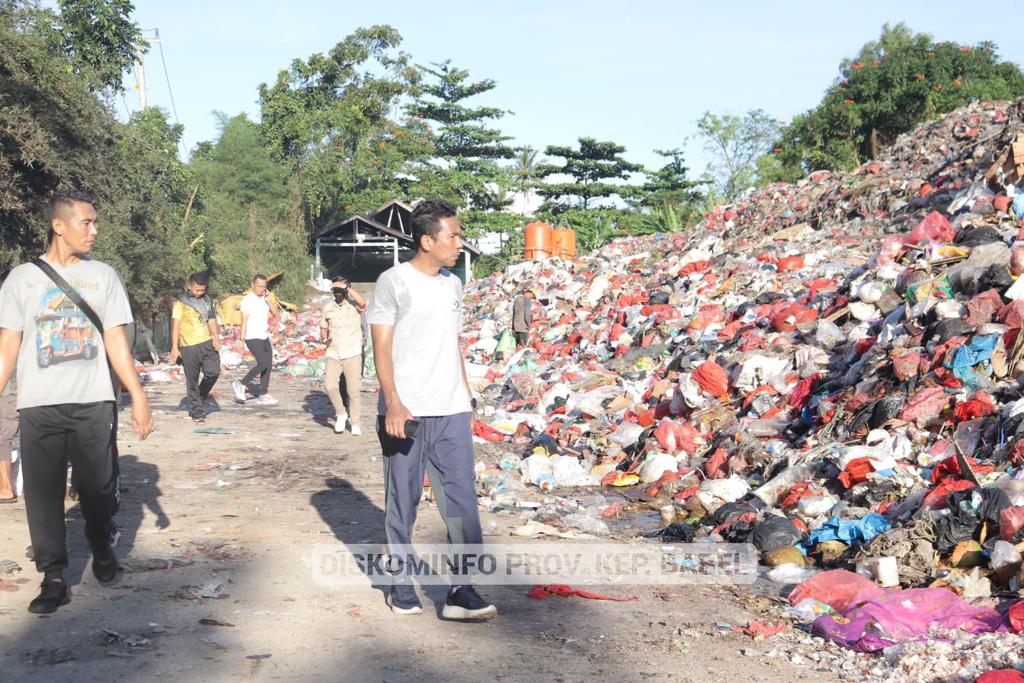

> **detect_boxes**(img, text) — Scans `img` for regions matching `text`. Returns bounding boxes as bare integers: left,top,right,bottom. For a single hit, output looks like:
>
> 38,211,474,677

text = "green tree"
536,137,642,213
96,108,191,316
697,110,781,200
407,60,514,166
513,145,542,214
772,23,1024,176
634,148,705,228
0,2,191,316
54,0,145,92
257,25,425,231
406,60,517,238
189,114,309,303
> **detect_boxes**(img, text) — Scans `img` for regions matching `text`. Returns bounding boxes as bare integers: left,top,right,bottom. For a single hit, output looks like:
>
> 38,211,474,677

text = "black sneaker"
441,585,497,620
190,411,207,423
386,583,423,615
28,577,69,614
92,544,121,585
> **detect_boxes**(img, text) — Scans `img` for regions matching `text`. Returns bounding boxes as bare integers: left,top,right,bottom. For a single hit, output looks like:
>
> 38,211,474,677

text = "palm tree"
514,146,541,215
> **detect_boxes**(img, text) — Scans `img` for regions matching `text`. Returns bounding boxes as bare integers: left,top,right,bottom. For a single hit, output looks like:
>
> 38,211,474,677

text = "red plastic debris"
527,585,639,602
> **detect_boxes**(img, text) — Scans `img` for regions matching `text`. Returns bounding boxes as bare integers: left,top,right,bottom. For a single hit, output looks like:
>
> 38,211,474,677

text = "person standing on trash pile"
319,275,367,435
511,289,535,350
0,189,154,614
369,199,497,620
169,272,221,423
232,274,280,406
0,380,17,503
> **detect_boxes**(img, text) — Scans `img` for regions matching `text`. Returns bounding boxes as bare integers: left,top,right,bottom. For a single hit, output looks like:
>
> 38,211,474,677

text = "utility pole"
135,43,147,110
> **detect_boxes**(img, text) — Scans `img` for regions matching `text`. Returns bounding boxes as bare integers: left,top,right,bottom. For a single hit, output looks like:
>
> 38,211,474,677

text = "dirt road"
0,372,845,682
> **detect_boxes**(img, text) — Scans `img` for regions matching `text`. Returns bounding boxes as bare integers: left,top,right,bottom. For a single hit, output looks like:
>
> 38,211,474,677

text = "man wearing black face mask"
319,276,367,434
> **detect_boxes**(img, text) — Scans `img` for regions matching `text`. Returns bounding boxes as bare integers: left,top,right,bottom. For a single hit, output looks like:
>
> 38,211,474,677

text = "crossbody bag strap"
31,258,120,398
32,258,105,333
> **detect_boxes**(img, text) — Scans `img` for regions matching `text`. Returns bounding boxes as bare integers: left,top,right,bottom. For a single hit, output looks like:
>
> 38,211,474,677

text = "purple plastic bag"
812,588,1006,652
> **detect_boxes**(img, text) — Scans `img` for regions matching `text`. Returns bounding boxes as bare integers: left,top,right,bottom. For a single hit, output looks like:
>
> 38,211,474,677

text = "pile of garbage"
210,300,330,377
463,99,1024,658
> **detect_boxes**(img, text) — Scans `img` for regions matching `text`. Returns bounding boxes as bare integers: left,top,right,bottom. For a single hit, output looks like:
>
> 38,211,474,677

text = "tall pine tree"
536,137,642,213
406,60,517,237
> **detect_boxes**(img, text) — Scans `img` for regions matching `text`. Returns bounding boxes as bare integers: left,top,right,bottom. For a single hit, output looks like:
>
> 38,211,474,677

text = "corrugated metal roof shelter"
312,200,481,283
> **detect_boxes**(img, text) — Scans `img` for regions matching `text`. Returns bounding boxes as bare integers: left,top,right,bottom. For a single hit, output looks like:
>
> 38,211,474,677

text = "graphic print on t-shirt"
34,286,97,368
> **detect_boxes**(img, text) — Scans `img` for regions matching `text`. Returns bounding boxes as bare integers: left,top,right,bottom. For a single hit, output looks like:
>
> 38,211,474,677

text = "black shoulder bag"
31,258,121,397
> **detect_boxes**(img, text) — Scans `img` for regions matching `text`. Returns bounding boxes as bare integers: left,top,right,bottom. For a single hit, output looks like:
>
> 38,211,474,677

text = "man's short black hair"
331,274,349,284
412,199,458,249
48,189,96,222
253,273,267,283
48,189,96,238
188,272,209,286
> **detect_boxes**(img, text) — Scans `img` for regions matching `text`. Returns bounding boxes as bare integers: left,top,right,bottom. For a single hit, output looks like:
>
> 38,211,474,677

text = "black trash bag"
710,500,758,525
751,515,804,552
754,292,786,306
936,487,982,554
645,523,696,542
927,318,975,345
935,510,980,554
869,396,906,429
720,520,755,543
647,290,670,306
955,226,1003,247
948,267,986,297
980,263,1014,292
531,433,560,456
977,486,1010,524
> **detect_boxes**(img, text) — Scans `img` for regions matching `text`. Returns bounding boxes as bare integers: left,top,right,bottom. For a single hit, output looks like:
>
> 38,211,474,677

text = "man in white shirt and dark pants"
233,274,279,406
369,199,496,620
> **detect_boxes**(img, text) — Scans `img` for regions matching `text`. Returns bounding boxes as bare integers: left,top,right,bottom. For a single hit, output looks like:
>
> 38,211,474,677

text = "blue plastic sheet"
801,512,891,549
1013,192,1024,219
948,335,997,369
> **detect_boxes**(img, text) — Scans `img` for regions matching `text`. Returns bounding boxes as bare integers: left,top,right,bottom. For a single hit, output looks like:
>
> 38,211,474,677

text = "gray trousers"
377,412,483,574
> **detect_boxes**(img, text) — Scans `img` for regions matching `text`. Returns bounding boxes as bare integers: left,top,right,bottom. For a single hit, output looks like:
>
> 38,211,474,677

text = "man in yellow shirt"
169,273,221,422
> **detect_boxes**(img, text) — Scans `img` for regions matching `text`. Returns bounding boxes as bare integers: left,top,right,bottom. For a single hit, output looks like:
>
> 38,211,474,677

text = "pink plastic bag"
813,587,1005,652
906,211,955,245
875,235,905,266
653,418,699,454
1000,506,1024,542
787,569,887,613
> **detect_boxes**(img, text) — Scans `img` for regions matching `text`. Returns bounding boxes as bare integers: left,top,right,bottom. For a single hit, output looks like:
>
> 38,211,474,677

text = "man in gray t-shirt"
0,190,154,614
369,199,495,621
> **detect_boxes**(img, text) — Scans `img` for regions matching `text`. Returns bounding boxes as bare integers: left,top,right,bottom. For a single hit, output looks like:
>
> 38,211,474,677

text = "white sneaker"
256,395,279,406
349,424,362,436
334,414,348,434
231,381,247,403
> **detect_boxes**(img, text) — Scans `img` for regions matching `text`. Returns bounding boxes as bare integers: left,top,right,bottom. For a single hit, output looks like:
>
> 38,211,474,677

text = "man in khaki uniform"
319,276,367,435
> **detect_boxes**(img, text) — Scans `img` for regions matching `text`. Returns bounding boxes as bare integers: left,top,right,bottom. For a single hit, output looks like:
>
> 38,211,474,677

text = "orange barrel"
524,221,553,259
553,226,576,259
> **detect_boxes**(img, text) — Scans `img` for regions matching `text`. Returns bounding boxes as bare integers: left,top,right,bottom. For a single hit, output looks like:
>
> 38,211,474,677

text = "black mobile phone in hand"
404,419,422,439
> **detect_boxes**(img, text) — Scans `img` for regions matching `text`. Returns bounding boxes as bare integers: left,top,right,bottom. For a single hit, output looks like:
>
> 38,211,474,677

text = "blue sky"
122,0,1024,174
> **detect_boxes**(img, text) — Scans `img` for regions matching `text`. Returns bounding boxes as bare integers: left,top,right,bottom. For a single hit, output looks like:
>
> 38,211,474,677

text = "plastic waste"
787,569,888,613
752,515,803,552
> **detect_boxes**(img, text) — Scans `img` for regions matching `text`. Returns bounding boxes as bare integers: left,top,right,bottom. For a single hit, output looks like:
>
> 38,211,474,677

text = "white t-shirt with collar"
368,262,471,417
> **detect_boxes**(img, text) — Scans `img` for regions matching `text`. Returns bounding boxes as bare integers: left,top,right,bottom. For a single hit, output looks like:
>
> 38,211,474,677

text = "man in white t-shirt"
369,199,495,621
232,274,279,406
